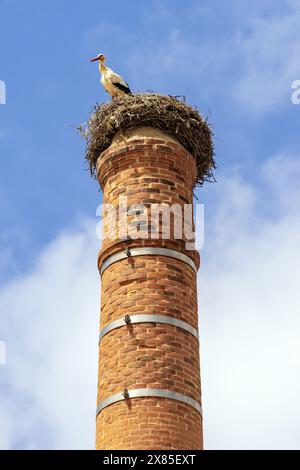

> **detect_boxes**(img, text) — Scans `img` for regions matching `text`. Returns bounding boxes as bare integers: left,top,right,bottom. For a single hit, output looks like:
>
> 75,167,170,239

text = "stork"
89,53,132,100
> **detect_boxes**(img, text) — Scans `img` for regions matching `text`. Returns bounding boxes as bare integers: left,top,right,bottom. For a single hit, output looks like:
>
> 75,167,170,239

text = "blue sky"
0,0,299,278
0,0,300,450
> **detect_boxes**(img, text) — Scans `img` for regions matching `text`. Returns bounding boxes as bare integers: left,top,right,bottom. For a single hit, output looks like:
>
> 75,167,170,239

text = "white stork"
89,53,132,100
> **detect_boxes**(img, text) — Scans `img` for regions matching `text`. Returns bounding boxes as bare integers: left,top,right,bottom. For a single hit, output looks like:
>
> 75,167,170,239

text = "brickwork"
97,137,197,253
96,129,203,450
96,399,202,450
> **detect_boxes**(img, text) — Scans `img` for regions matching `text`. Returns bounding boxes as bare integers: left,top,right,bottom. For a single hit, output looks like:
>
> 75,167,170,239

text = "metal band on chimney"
99,314,199,342
100,247,198,275
96,388,202,417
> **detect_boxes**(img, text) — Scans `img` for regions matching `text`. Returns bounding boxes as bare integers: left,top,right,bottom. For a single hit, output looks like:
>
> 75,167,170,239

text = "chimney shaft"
95,127,203,450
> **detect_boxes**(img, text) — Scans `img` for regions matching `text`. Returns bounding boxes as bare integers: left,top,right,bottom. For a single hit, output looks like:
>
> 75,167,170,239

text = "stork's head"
89,53,106,63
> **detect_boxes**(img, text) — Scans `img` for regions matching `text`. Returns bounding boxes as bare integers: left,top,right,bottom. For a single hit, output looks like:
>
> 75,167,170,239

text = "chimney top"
85,93,215,186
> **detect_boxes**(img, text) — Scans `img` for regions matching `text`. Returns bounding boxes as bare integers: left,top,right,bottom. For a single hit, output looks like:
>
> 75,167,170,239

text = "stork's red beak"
89,56,100,62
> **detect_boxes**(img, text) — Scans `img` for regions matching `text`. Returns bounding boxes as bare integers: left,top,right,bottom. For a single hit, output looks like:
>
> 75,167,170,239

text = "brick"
96,132,202,450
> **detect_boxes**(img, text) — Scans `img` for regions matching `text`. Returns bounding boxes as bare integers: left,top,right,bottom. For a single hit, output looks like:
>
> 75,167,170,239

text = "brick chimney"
87,95,214,450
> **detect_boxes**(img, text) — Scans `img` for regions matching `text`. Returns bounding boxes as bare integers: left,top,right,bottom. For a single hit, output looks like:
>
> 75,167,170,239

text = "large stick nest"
84,93,215,186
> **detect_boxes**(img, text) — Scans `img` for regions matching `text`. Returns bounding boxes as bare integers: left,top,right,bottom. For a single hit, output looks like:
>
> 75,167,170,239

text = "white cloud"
234,3,300,112
0,219,99,450
201,154,300,449
1,155,300,449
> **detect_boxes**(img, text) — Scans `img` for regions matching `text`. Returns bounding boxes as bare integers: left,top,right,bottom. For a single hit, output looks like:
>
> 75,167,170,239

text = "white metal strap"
96,388,202,416
99,314,198,342
100,247,198,275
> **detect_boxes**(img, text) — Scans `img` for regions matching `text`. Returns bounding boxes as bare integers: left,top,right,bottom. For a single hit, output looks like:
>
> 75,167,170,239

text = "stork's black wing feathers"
113,82,132,94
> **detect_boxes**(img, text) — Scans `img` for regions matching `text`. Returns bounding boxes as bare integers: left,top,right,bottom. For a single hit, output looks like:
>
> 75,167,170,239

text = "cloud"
1,154,300,449
201,153,300,449
234,2,300,112
0,219,99,450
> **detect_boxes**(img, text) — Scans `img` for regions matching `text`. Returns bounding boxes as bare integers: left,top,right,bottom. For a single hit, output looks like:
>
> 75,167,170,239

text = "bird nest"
84,93,215,186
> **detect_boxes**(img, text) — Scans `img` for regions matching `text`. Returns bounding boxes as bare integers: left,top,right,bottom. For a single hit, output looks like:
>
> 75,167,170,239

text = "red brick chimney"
86,95,214,450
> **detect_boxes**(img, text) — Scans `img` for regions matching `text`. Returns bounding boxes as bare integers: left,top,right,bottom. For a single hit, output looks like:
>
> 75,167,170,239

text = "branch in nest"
84,93,215,188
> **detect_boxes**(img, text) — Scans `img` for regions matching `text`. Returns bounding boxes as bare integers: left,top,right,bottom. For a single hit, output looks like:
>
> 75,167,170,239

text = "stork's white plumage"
90,53,131,100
